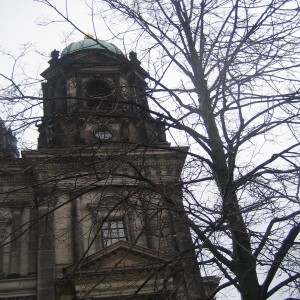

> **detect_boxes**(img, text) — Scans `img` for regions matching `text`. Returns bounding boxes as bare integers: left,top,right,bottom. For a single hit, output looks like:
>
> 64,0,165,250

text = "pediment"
64,241,172,275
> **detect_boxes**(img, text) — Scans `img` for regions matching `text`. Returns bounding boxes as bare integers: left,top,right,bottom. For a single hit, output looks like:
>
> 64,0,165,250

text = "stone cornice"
0,277,36,297
22,145,189,159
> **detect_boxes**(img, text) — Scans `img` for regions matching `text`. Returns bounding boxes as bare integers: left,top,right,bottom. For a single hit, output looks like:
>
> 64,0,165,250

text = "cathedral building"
0,36,217,299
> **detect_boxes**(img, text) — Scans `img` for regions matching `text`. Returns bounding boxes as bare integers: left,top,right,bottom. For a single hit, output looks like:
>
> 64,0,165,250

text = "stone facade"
0,37,217,299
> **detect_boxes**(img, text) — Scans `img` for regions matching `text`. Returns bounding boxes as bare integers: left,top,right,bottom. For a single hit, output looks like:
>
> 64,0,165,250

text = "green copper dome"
61,37,124,57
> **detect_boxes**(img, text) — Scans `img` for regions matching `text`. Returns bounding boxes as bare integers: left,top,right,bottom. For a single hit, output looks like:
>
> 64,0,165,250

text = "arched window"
90,196,131,249
102,220,126,247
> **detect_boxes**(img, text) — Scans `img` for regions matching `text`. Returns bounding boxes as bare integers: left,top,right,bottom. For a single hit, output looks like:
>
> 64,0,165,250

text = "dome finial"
84,34,94,40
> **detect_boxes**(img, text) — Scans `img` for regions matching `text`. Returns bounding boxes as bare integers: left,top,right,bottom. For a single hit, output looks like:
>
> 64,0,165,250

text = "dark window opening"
84,79,113,98
84,79,114,108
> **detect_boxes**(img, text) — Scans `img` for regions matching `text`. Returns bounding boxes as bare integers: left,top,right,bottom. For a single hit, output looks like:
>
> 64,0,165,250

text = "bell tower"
38,36,167,149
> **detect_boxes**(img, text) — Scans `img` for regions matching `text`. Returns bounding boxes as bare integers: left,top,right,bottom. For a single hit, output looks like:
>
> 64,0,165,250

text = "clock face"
94,130,113,140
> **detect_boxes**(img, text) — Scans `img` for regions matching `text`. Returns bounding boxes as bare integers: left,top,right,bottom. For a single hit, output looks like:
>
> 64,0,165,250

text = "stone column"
0,221,9,278
72,196,84,261
28,208,38,275
37,206,55,300
9,209,22,277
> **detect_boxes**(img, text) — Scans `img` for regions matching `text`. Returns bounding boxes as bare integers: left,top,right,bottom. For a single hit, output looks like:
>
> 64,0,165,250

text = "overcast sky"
1,0,116,76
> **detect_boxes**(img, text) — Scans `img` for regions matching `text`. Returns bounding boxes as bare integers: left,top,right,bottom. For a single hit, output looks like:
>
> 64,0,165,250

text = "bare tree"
37,0,300,299
1,0,300,299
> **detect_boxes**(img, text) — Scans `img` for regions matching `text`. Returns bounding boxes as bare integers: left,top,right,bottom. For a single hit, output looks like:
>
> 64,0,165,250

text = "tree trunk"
199,90,261,299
